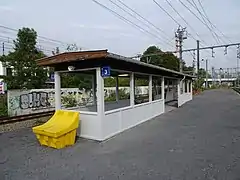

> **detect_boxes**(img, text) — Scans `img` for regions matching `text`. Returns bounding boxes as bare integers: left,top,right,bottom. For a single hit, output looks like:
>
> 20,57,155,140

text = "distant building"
0,61,6,93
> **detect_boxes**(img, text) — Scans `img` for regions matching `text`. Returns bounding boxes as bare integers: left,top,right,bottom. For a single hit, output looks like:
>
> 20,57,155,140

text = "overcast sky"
0,0,239,70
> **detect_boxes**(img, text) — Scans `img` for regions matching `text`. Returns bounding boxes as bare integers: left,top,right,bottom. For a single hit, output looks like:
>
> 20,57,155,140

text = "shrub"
0,94,8,117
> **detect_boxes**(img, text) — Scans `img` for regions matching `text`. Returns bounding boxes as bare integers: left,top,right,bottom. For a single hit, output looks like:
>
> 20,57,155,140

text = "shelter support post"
183,80,185,93
130,72,135,106
149,75,152,102
177,79,181,97
92,75,97,105
96,68,105,116
116,76,119,102
54,71,61,110
167,79,170,92
190,80,193,93
161,77,165,100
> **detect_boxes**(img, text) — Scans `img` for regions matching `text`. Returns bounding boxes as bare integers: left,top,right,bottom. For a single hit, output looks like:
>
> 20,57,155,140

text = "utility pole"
2,42,6,77
197,40,200,79
237,45,240,87
2,42,4,56
212,67,215,86
205,59,208,88
175,26,187,73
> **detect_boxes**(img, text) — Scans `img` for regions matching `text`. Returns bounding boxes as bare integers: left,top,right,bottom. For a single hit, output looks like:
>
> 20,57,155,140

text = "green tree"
140,46,180,71
183,63,194,75
61,73,92,90
198,68,212,78
0,27,47,89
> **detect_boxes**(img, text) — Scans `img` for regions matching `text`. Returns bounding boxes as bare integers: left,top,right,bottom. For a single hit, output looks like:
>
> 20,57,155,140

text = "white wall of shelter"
54,67,193,141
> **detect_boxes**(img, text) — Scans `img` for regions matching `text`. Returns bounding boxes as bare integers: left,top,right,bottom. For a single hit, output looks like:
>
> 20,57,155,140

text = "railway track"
0,111,54,125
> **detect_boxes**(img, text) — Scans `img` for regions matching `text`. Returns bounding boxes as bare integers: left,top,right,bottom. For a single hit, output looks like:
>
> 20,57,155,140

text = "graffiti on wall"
20,92,49,109
7,86,149,116
7,88,93,116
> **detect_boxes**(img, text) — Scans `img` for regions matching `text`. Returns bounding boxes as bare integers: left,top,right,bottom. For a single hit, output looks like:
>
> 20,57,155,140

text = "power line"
178,0,219,44
0,34,58,51
0,25,69,45
188,0,232,45
114,0,174,43
91,0,174,48
187,0,221,43
153,0,181,27
0,33,66,54
152,0,195,53
153,0,202,59
196,0,232,44
164,0,207,45
107,0,174,48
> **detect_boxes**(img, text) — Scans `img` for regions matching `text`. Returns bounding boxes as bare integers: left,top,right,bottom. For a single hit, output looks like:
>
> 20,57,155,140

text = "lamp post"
202,59,208,88
219,68,223,86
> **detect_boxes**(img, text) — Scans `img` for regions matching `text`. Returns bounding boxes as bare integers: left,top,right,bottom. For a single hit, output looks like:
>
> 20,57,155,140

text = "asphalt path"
1,89,240,180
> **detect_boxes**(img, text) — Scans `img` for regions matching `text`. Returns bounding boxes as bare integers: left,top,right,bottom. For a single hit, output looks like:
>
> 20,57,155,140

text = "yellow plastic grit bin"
32,110,79,149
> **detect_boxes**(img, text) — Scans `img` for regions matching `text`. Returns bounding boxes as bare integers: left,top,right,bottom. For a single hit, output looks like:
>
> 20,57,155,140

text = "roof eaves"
107,53,195,78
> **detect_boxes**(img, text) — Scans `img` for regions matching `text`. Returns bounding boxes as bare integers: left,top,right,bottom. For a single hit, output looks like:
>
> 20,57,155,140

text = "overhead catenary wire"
178,0,219,44
189,0,236,58
91,0,174,49
114,0,174,43
153,0,202,61
186,0,221,43
196,0,232,44
0,25,69,45
0,24,90,55
107,0,174,48
188,0,233,45
153,0,181,27
0,34,58,54
163,0,207,45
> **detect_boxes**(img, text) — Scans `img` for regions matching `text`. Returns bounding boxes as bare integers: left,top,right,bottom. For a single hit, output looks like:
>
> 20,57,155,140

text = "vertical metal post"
197,40,200,79
161,77,165,100
130,73,135,106
149,75,152,102
2,42,6,76
237,57,240,87
177,79,180,108
2,42,4,56
237,45,240,87
212,67,215,86
54,72,61,110
96,67,105,116
92,75,96,105
116,76,119,102
175,26,186,73
205,59,208,88
96,68,104,140
179,40,183,73
162,77,165,112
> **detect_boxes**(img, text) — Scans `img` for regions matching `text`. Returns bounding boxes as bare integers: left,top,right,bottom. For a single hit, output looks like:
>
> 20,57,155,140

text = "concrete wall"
7,86,152,116
7,88,92,116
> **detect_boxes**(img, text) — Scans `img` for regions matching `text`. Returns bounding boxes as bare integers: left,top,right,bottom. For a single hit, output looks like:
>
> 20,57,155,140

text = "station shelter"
37,50,194,141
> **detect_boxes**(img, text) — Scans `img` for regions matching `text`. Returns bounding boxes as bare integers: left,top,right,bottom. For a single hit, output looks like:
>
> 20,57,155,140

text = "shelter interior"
36,50,193,140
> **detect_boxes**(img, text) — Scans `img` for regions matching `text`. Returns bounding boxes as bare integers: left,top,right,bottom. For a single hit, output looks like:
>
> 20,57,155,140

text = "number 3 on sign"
101,66,111,77
104,69,108,75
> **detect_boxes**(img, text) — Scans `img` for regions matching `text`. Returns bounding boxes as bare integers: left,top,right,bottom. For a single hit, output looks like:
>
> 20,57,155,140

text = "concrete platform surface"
1,89,240,180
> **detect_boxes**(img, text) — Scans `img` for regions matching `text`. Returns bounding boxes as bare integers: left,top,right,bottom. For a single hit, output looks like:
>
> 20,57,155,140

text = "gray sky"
0,0,239,69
